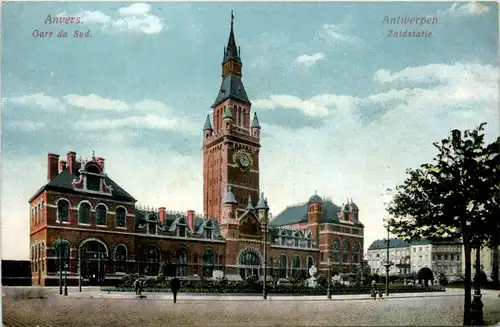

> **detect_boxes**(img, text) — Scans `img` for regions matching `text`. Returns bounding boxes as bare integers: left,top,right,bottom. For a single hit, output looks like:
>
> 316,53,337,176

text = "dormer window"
205,221,213,239
148,221,156,234
85,164,101,191
177,219,187,237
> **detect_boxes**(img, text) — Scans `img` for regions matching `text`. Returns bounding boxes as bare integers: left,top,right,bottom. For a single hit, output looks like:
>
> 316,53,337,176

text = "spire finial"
231,10,234,27
92,150,95,159
261,192,264,199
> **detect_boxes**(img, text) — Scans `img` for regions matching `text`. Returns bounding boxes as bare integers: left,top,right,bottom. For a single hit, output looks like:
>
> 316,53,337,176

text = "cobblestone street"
3,292,500,327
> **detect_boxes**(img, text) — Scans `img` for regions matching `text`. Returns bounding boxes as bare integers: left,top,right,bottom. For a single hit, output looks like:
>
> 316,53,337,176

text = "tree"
386,123,500,326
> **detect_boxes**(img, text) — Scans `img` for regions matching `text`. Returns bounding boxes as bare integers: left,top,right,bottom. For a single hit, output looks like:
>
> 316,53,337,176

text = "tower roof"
223,186,237,204
251,112,261,129
212,75,251,108
256,192,268,210
246,194,254,210
223,10,241,64
203,114,213,131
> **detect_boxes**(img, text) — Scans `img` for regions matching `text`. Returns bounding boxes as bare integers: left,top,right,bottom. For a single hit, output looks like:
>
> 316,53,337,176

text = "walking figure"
171,276,180,303
370,280,379,300
134,278,140,295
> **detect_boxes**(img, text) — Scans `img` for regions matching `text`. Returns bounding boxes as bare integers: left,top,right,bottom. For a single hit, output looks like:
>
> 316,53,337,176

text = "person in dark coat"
170,276,180,303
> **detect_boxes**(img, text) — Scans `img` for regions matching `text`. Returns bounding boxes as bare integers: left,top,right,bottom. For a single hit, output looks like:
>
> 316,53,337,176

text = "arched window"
306,233,313,248
292,255,302,278
31,245,34,272
78,203,91,224
202,248,214,277
332,240,340,263
144,247,160,276
238,249,261,280
80,239,107,280
175,248,188,277
95,205,107,226
57,200,70,222
41,243,45,271
279,254,288,278
116,207,126,228
35,244,39,272
114,245,127,273
307,256,314,270
342,240,349,264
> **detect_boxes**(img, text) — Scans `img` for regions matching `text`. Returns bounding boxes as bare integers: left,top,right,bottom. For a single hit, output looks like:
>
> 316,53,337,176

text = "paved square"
3,293,500,326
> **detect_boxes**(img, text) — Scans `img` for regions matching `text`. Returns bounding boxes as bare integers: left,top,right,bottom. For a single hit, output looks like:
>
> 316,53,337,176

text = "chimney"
96,156,105,172
47,153,60,181
187,210,195,230
66,151,77,174
59,160,67,172
159,207,166,225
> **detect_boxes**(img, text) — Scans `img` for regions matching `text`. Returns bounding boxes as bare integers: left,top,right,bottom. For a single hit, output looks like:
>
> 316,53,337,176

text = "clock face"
239,154,250,168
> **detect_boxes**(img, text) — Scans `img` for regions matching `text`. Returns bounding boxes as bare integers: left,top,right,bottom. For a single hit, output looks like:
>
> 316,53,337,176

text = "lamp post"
327,258,332,299
58,217,63,295
64,261,68,296
78,247,82,292
383,224,393,297
256,193,269,300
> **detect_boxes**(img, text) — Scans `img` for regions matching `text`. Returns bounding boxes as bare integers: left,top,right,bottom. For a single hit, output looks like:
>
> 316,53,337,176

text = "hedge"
102,283,445,295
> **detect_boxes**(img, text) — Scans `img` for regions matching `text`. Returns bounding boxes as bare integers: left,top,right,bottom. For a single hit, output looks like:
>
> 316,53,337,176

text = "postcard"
1,2,499,326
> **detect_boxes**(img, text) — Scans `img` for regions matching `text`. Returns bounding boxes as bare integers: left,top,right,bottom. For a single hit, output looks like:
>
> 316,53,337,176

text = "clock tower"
202,11,262,222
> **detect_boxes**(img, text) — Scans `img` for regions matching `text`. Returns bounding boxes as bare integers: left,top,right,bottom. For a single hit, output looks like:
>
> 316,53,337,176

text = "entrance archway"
238,248,261,280
80,239,108,284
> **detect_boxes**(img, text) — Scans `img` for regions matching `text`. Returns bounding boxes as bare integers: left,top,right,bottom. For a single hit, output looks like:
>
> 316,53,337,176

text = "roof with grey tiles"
212,75,251,108
29,167,136,203
135,209,221,237
270,198,358,227
368,238,431,250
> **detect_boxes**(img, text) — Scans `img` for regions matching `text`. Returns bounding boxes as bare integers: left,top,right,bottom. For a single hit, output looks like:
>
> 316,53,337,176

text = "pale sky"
1,1,499,260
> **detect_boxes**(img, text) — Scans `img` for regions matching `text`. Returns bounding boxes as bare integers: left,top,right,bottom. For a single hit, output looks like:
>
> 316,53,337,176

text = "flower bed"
101,283,445,295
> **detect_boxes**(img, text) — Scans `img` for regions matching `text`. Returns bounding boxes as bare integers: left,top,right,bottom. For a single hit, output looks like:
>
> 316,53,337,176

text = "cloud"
64,94,129,111
317,22,365,48
438,1,490,18
294,53,326,68
74,114,182,131
79,3,164,35
254,62,498,128
7,121,46,131
5,93,65,112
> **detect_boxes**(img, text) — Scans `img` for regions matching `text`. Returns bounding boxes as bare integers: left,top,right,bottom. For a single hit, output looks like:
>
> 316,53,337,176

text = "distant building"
462,246,500,281
366,238,462,280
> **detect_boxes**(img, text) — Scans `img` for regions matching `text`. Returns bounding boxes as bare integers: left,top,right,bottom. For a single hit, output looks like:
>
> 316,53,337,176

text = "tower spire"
223,10,240,64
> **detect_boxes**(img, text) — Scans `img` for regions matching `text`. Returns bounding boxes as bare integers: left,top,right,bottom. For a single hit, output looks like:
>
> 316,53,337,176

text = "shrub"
438,273,448,286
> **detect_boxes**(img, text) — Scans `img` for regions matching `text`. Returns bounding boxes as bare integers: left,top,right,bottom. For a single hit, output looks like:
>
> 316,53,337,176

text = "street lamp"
78,247,82,292
256,193,269,300
383,224,393,296
327,258,332,299
64,261,68,296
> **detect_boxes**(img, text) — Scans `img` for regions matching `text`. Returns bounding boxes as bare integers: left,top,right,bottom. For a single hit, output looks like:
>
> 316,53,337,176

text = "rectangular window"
444,254,448,261
438,255,442,260
457,254,460,261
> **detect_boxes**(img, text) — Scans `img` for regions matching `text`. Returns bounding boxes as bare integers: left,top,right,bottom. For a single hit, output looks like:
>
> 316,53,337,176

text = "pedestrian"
171,276,180,303
134,278,140,295
370,280,377,300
